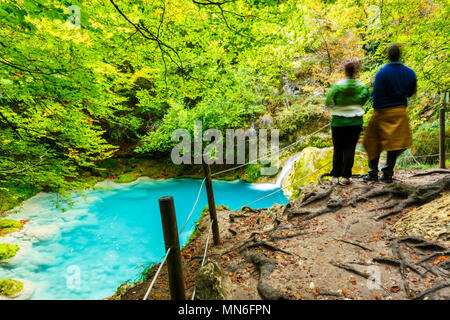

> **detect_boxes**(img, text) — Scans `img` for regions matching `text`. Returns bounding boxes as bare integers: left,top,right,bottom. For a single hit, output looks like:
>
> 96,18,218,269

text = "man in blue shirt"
363,43,417,183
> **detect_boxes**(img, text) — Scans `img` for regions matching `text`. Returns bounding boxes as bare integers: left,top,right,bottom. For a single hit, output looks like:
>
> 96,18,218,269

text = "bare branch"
0,149,49,175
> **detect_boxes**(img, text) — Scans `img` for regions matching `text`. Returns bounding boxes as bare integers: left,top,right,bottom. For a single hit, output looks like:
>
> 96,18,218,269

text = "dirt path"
116,169,449,301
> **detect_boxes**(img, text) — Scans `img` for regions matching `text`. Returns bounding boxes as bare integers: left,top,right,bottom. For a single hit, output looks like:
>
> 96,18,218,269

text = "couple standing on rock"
325,43,417,185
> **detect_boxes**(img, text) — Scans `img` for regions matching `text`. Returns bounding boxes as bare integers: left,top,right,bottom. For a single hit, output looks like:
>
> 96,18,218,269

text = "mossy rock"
0,219,24,236
0,244,20,260
195,258,231,300
284,147,368,198
0,279,23,297
115,172,140,183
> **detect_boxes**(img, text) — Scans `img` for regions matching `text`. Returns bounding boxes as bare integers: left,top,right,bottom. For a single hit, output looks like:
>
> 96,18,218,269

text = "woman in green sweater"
325,62,370,185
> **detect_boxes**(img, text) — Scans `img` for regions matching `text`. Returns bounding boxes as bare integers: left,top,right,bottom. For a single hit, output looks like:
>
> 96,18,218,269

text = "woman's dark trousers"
330,125,362,178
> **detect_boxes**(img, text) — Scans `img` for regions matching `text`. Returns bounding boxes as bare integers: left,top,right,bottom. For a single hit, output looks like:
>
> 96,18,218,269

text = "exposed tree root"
331,263,370,279
372,257,422,276
218,179,449,300
421,264,440,277
299,186,335,207
318,173,332,185
289,178,448,224
410,169,450,178
350,183,414,207
319,291,342,297
229,213,249,222
246,241,296,256
392,240,413,297
372,199,415,220
368,200,397,212
341,219,359,238
358,177,450,221
438,261,450,272
289,199,345,221
270,231,310,241
335,238,374,252
241,206,261,213
242,251,288,300
412,283,450,300
396,236,449,252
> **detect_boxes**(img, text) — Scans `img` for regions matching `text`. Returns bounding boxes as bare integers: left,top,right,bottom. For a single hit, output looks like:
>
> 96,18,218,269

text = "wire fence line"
210,123,330,177
179,177,206,235
399,152,449,159
231,160,332,211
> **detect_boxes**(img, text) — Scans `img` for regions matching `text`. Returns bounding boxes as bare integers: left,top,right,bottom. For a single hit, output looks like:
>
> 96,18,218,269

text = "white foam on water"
247,183,279,191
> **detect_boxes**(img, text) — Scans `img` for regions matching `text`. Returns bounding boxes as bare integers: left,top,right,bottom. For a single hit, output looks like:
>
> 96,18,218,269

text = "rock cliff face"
283,147,368,198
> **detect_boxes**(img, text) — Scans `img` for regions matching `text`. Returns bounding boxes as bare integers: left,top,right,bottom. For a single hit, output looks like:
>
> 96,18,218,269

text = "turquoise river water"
0,178,288,300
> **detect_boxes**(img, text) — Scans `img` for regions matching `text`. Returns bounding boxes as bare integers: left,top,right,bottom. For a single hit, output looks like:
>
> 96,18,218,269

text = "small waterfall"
276,153,301,187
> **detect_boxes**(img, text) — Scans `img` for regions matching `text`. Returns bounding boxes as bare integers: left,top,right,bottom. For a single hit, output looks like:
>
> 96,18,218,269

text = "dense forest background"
0,0,448,210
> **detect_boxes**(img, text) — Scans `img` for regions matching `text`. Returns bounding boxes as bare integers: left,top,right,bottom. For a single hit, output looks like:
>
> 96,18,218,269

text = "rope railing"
143,247,171,300
179,177,206,235
190,219,214,300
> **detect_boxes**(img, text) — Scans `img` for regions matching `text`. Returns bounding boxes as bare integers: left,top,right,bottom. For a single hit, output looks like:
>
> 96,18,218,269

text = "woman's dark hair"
388,43,401,62
344,61,357,78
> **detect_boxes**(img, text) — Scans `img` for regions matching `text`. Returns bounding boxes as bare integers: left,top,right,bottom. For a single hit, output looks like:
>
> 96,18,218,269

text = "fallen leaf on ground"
389,286,401,293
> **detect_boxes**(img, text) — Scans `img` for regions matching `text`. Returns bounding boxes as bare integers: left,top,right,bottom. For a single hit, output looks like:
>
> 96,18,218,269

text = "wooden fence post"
158,196,186,300
202,162,221,245
439,107,446,169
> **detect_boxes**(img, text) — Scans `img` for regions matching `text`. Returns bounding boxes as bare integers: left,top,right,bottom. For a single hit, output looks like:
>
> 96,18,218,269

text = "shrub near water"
0,219,24,236
0,243,20,260
0,279,23,297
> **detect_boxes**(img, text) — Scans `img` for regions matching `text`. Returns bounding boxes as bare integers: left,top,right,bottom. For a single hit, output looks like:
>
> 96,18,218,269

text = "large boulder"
283,147,368,198
24,225,60,242
195,258,231,300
